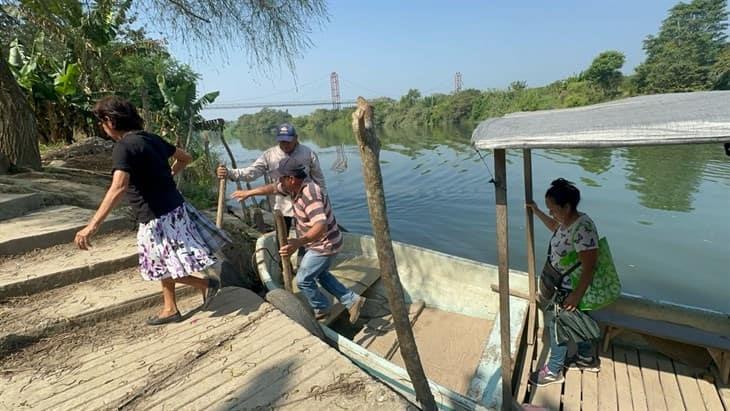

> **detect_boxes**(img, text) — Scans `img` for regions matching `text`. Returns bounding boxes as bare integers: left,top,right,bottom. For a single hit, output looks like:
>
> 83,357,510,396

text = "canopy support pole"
494,149,512,410
523,149,537,345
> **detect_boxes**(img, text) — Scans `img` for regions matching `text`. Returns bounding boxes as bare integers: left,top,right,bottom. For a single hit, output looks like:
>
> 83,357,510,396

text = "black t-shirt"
111,131,184,223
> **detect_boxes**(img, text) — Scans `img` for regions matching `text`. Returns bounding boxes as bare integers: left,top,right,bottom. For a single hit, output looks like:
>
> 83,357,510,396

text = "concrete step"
0,267,200,357
0,230,138,299
0,287,410,410
0,205,132,256
0,193,43,221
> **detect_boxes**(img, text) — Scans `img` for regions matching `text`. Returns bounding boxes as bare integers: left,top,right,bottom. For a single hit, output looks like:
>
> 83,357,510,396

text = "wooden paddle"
215,163,226,228
273,210,294,292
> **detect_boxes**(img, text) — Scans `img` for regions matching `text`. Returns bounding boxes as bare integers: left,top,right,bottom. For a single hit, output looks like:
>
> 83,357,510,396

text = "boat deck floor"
0,288,412,410
353,302,493,396
524,329,730,411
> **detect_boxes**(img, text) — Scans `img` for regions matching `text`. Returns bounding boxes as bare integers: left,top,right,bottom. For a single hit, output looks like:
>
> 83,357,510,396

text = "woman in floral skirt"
74,96,230,325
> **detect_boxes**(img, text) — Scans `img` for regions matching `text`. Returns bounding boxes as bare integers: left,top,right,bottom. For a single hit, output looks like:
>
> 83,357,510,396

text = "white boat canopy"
471,91,730,149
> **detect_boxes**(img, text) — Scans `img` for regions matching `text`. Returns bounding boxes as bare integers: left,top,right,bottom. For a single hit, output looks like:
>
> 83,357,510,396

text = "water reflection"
228,123,473,157
227,125,729,214
542,148,614,177
621,145,718,212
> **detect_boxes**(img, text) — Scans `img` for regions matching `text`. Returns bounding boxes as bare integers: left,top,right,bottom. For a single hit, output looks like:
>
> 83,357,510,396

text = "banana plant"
156,72,219,148
7,33,88,143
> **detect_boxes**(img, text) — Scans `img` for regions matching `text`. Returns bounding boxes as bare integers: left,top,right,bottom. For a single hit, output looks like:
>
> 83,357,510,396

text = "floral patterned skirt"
137,204,218,281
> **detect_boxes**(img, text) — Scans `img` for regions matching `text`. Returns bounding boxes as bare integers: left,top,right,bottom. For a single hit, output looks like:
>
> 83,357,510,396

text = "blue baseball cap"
276,123,297,142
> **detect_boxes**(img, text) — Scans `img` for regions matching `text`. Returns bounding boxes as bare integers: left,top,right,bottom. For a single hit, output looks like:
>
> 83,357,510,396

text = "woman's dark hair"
545,178,580,211
92,96,144,131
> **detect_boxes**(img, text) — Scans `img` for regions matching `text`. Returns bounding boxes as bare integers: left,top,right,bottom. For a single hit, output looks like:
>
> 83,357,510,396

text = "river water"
222,126,730,314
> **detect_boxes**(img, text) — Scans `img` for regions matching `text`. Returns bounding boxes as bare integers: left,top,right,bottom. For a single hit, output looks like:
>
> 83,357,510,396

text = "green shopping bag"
570,237,622,310
563,225,622,311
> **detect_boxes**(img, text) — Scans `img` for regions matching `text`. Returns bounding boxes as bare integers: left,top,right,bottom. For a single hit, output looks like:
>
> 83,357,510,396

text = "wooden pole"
523,149,537,345
218,130,254,227
351,97,437,411
274,210,294,292
494,149,513,410
216,171,226,228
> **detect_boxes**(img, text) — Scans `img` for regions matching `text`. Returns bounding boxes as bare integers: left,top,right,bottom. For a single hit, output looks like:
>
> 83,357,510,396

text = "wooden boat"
255,231,531,410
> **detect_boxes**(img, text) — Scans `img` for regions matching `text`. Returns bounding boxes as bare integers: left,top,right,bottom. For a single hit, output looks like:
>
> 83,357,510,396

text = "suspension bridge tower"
454,72,463,93
330,72,341,110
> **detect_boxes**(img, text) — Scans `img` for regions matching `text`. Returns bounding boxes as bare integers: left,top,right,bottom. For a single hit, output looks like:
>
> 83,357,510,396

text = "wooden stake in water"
351,97,437,411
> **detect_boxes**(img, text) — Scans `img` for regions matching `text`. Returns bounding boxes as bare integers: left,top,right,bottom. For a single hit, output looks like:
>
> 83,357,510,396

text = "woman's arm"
75,170,129,250
526,202,560,232
171,148,193,176
563,248,598,311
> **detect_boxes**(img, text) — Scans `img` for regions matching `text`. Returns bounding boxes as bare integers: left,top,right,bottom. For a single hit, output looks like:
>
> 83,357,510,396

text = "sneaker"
348,296,366,323
529,365,565,387
566,354,601,372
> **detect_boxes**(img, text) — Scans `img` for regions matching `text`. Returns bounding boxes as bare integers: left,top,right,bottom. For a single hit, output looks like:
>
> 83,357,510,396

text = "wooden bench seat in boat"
591,307,730,384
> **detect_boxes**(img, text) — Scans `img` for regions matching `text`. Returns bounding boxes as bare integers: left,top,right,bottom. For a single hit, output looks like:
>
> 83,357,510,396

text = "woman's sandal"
146,311,182,326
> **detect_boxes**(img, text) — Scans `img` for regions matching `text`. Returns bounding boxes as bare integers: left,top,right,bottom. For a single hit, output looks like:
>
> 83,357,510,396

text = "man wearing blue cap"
217,123,326,231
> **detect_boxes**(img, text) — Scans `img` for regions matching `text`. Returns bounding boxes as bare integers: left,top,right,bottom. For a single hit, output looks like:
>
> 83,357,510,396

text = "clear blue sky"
169,0,680,120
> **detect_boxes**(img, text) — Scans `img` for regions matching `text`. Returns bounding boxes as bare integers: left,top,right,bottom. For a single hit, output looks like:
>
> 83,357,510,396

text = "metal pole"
523,149,537,345
494,149,513,410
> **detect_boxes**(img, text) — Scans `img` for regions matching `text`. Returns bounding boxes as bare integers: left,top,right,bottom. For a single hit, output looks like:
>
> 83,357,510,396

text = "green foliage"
583,50,625,96
562,78,605,107
155,65,218,146
635,0,728,93
710,44,730,89
7,33,89,143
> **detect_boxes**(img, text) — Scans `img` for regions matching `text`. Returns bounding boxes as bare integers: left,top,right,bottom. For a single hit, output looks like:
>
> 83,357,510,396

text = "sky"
168,0,681,120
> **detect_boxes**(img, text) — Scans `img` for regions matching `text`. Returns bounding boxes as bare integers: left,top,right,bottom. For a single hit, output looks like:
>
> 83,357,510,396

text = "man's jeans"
296,250,357,311
546,309,594,374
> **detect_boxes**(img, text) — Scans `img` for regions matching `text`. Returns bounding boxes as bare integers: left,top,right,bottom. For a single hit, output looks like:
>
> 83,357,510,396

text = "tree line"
227,0,729,138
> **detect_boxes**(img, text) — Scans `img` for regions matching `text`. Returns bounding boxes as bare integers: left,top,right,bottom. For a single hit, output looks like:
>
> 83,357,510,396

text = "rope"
473,147,497,186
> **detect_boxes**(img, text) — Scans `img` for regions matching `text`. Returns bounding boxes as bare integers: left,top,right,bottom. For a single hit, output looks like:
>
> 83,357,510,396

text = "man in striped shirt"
231,160,365,323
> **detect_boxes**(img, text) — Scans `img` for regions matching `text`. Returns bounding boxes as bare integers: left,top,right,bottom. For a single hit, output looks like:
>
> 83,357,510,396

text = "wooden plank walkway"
0,288,412,410
524,338,728,411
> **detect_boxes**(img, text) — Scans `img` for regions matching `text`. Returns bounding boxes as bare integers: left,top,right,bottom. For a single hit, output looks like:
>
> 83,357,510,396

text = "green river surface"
222,126,730,314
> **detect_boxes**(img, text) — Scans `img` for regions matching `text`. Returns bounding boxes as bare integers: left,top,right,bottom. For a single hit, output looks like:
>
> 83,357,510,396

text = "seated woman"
527,178,601,386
